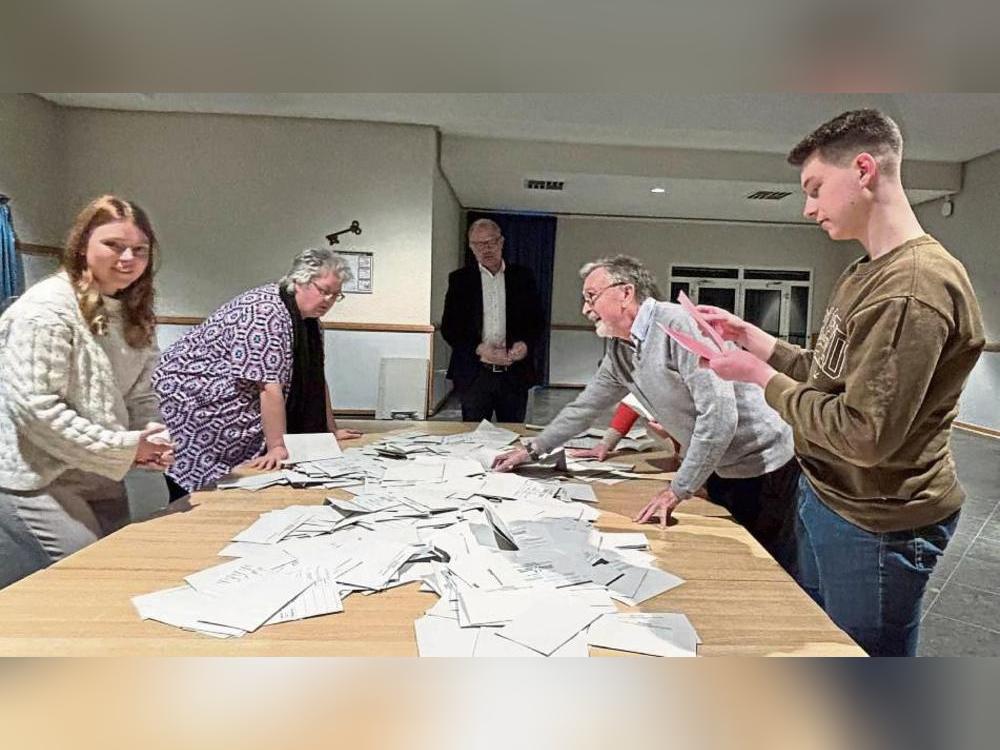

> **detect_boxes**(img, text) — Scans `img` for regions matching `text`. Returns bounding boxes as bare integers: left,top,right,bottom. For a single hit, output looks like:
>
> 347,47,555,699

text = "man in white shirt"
441,219,544,422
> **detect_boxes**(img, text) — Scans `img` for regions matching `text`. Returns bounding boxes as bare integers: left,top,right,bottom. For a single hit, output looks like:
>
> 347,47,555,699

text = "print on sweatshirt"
813,307,847,380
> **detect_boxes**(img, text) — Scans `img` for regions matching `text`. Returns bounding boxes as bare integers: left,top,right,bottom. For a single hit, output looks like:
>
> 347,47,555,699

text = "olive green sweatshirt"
764,235,985,532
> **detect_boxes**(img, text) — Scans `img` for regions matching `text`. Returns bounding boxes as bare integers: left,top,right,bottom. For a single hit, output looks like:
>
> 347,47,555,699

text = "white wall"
0,94,64,245
430,167,463,410
59,107,438,325
915,150,1000,431
552,215,855,326
547,214,857,384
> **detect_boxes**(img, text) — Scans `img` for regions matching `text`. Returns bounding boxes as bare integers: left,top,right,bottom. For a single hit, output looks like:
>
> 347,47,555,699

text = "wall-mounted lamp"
326,220,362,245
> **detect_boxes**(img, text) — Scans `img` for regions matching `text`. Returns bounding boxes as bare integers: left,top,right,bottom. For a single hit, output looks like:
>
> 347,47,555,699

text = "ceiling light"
650,187,666,194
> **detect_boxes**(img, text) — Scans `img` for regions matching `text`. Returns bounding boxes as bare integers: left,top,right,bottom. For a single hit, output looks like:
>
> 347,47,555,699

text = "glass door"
692,281,739,314
742,282,784,338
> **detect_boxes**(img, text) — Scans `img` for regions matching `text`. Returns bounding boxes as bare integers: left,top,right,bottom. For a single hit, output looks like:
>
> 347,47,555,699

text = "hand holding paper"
705,348,777,389
678,291,728,351
657,322,721,362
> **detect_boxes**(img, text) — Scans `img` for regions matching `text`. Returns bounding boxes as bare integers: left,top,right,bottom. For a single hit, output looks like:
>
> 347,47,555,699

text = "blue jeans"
795,475,958,657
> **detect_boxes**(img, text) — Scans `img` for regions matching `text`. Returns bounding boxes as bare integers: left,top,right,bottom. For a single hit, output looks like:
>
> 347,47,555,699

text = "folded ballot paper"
658,289,730,361
134,420,696,655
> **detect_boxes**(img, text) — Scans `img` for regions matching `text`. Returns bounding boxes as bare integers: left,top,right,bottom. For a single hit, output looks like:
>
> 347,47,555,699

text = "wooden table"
0,421,864,656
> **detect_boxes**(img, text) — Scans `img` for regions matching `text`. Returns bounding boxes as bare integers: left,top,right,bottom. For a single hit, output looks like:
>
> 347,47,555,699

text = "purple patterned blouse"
152,284,293,490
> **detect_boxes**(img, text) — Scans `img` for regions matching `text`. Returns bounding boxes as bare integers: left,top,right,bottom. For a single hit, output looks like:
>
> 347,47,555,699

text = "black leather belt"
482,363,511,372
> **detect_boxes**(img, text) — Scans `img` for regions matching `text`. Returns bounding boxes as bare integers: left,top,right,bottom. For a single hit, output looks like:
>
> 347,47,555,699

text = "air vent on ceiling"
746,190,793,201
524,178,565,191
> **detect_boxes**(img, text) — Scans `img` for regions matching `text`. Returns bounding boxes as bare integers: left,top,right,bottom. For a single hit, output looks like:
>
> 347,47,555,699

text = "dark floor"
434,386,1000,655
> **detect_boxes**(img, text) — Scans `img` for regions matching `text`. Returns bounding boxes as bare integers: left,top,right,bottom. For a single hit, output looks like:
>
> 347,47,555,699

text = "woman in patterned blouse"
153,248,362,498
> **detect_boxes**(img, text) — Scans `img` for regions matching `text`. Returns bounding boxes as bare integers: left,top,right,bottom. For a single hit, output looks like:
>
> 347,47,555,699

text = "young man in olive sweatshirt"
701,109,985,656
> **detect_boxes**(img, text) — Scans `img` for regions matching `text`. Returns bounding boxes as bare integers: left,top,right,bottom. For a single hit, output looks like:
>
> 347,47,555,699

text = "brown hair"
62,195,158,348
787,109,903,176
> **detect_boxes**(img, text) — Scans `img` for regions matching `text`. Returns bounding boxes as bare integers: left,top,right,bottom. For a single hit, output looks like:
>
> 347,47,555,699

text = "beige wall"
430,167,463,408
552,216,857,330
430,168,463,323
916,150,1000,431
0,94,64,245
58,108,438,324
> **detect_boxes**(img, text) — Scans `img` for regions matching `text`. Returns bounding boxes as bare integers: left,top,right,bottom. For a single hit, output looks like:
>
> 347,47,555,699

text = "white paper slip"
218,541,284,559
586,613,698,657
618,612,701,649
591,531,649,551
456,586,542,626
196,571,312,633
381,462,445,484
264,577,344,625
217,471,287,490
186,553,292,593
478,472,529,500
327,493,403,515
132,586,248,638
561,482,598,503
497,595,602,656
334,538,413,590
608,565,685,606
414,615,479,657
470,420,521,446
473,627,547,657
283,432,343,463
231,510,309,544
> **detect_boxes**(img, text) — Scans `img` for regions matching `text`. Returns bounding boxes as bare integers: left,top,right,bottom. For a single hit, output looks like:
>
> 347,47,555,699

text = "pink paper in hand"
677,290,727,352
657,322,721,361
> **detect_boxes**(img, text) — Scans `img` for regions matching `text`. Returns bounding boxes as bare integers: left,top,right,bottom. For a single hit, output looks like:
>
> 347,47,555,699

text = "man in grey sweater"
494,255,800,574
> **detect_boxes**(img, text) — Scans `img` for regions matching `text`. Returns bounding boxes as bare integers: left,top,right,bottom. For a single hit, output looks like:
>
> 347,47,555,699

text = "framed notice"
338,250,374,294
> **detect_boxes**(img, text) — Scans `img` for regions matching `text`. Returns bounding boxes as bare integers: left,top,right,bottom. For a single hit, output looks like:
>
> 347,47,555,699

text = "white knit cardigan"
0,273,161,491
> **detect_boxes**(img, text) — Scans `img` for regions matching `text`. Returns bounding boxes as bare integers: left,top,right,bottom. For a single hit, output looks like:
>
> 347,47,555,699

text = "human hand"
695,305,754,347
477,343,512,366
134,423,175,469
492,445,530,472
335,428,363,441
245,445,289,471
508,341,528,362
634,487,683,528
567,444,611,461
706,349,776,388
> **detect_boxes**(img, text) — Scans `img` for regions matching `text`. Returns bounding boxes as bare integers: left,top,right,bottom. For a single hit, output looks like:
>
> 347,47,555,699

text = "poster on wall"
338,250,373,294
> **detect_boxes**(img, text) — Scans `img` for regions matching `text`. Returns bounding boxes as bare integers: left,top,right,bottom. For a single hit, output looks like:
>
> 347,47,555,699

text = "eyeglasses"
101,241,151,260
310,281,346,302
581,282,627,307
469,236,502,250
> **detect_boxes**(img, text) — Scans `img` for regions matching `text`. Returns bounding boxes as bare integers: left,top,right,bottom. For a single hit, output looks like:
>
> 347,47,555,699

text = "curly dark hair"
787,109,903,175
62,195,158,348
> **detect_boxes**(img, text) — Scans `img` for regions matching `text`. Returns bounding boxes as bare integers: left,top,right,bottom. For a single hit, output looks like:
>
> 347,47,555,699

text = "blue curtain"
466,211,556,385
1,203,25,304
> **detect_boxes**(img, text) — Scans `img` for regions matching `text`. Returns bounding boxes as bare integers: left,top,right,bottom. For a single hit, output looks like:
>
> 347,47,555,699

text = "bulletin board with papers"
339,250,374,294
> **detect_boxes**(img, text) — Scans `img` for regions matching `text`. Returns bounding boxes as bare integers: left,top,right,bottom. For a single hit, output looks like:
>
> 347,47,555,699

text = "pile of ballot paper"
133,421,700,656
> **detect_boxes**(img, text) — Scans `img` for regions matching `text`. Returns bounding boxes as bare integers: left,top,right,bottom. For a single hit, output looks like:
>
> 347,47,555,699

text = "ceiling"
39,93,1000,223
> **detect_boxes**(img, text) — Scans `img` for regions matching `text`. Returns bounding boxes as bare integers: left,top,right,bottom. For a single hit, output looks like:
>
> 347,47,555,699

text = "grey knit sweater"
534,300,793,499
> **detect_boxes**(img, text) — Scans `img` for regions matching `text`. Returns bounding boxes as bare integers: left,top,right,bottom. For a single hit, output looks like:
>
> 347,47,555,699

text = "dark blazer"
440,263,545,391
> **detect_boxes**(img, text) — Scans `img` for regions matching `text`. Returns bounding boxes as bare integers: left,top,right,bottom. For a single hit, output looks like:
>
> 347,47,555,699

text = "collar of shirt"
478,260,506,278
629,297,657,352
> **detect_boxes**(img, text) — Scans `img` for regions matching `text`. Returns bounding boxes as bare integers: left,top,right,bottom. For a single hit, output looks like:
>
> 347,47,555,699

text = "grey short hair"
579,255,664,302
468,218,502,237
280,247,353,292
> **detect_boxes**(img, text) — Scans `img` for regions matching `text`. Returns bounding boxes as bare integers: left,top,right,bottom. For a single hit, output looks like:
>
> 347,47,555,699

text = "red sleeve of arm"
609,403,639,434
